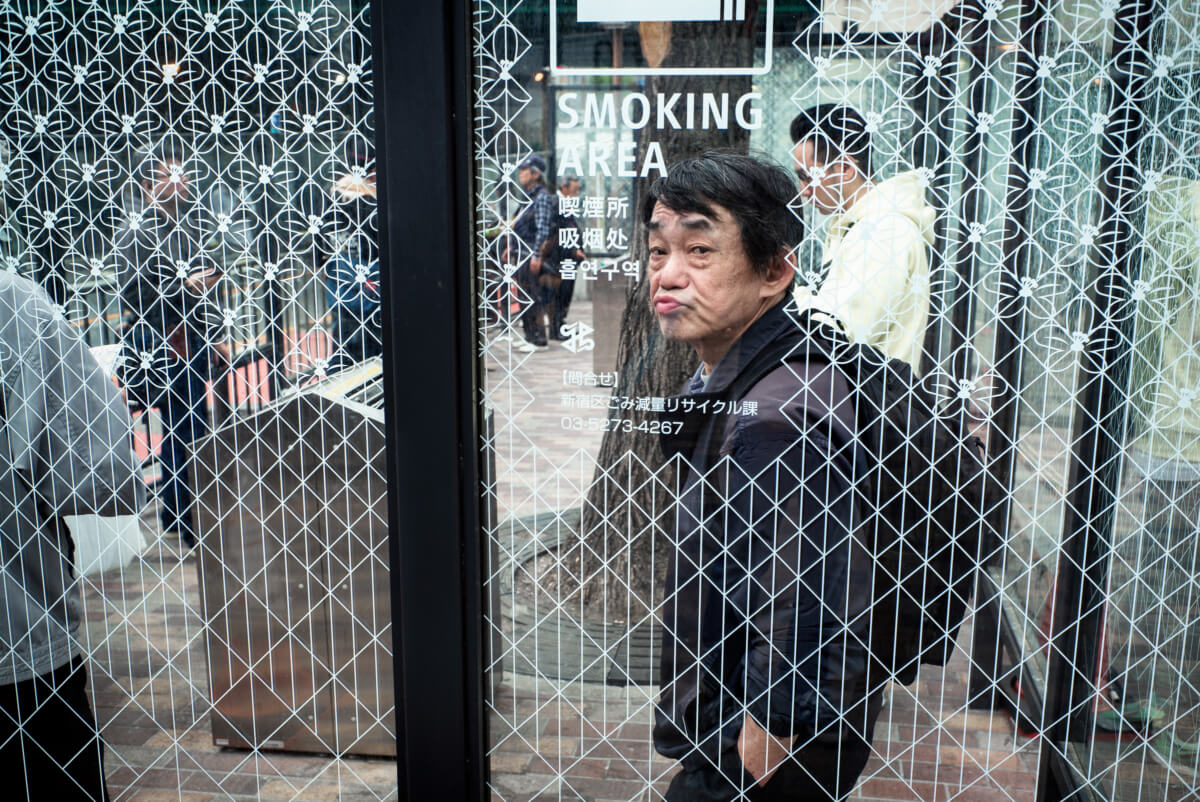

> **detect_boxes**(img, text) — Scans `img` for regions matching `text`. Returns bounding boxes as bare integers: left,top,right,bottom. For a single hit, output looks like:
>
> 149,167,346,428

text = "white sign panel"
551,0,771,76
576,0,747,23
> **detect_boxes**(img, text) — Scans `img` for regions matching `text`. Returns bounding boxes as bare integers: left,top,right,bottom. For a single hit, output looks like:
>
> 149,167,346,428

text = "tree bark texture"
568,18,759,623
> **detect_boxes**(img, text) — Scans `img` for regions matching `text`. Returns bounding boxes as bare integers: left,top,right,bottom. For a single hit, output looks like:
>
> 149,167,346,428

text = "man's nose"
654,252,688,289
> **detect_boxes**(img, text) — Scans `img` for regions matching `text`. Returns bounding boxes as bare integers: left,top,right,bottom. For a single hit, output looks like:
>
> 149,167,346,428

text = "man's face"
648,201,774,364
791,139,853,216
144,160,189,208
561,179,580,197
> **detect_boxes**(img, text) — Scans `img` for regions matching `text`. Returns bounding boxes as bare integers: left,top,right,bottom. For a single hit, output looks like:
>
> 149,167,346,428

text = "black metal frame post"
1038,0,1157,782
975,0,1046,724
957,1,1032,719
372,2,485,800
898,25,954,377
944,2,987,375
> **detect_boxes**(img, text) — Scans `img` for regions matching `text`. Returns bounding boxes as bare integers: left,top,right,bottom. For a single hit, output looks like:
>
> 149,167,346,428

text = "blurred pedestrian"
541,175,586,341
506,154,555,347
117,143,226,550
0,271,145,800
790,104,934,372
322,141,381,369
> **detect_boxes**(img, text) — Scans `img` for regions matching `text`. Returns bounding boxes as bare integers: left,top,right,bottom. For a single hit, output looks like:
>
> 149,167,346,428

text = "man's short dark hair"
642,152,803,278
790,104,872,177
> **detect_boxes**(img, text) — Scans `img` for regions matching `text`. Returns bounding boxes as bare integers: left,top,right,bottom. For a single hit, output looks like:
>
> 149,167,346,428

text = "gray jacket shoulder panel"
0,272,145,684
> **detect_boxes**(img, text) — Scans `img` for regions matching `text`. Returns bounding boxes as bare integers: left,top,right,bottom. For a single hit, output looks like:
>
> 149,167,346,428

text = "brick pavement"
82,534,399,801
485,301,611,523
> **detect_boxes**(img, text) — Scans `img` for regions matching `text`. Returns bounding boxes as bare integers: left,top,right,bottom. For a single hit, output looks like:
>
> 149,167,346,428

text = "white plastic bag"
65,515,149,578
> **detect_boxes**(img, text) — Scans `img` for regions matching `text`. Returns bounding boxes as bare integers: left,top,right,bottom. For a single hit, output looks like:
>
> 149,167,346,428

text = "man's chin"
655,316,682,341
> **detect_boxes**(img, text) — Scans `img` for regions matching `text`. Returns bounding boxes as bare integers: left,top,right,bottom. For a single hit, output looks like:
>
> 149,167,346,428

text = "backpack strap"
697,314,847,470
724,309,852,402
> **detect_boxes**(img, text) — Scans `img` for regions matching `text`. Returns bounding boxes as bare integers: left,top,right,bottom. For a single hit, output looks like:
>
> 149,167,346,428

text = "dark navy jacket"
511,181,554,250
653,300,876,766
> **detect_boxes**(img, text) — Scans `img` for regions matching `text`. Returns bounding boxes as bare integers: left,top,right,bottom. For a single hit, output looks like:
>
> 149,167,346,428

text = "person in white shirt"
790,104,935,372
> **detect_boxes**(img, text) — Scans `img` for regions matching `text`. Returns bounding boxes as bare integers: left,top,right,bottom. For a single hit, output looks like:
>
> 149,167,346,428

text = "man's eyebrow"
647,213,715,231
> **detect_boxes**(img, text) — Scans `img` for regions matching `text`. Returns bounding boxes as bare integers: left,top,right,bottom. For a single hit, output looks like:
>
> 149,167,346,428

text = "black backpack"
722,311,1001,685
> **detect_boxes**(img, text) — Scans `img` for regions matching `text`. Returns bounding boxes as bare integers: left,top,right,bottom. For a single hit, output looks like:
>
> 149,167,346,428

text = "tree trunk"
573,18,759,623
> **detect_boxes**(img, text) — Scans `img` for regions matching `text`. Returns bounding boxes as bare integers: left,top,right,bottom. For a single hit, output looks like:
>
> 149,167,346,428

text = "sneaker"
491,332,532,352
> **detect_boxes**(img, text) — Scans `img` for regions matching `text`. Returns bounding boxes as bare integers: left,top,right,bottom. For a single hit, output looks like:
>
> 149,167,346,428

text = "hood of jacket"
829,169,936,247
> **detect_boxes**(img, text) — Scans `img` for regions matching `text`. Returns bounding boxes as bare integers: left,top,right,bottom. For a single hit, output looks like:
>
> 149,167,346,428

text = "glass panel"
477,1,1200,799
1084,4,1200,797
0,2,395,798
477,3,1051,800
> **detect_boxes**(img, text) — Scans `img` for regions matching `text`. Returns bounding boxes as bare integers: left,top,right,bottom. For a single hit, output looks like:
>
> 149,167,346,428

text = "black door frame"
1038,1,1159,799
372,2,485,800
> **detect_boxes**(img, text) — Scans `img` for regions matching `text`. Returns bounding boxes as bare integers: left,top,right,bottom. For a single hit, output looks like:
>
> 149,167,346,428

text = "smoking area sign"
576,0,748,23
551,0,773,76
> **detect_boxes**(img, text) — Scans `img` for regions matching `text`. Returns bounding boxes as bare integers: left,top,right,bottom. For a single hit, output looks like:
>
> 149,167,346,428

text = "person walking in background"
117,143,225,550
507,154,556,348
790,104,935,372
322,141,381,368
540,174,586,341
0,270,145,800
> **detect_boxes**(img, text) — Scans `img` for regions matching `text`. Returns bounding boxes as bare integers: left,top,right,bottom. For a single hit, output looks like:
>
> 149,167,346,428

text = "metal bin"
191,359,394,757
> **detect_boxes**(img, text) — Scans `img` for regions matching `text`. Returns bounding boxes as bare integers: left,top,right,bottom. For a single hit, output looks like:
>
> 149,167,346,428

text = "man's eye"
649,247,666,256
691,246,711,255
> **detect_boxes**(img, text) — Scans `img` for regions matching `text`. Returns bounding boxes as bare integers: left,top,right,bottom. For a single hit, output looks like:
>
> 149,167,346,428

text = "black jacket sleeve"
720,366,873,741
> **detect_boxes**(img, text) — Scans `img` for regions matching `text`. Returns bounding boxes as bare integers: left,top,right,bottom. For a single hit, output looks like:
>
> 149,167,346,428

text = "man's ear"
761,249,795,297
839,155,864,184
782,245,799,275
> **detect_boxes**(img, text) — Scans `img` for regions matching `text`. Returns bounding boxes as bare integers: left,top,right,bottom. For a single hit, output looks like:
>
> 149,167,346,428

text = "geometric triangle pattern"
0,2,394,799
480,2,1200,800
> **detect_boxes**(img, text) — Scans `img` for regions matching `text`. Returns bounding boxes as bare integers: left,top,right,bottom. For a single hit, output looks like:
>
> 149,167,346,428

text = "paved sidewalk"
485,619,1041,802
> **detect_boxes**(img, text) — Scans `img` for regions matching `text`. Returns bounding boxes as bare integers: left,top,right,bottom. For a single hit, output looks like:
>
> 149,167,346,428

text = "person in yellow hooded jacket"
789,105,935,372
